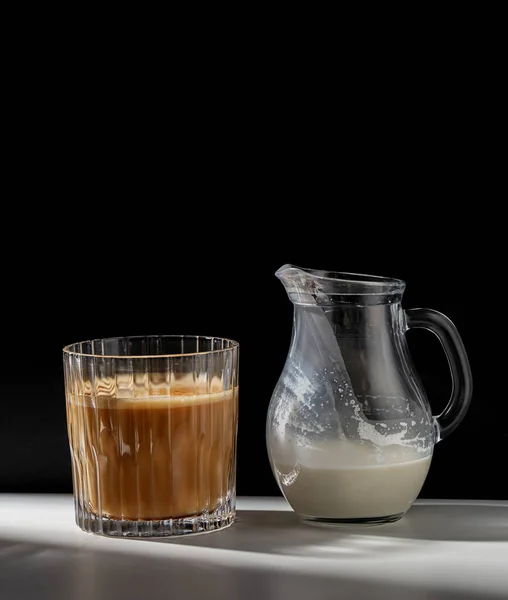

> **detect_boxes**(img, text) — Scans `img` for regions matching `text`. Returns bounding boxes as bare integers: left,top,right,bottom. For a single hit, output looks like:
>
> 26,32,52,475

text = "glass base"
75,498,235,537
302,512,404,526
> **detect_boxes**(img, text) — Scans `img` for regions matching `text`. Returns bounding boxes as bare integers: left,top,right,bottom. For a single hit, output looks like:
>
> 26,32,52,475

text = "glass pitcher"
266,265,472,525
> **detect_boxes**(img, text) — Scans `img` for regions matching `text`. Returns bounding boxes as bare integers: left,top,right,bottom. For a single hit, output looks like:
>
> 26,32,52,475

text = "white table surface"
0,496,507,600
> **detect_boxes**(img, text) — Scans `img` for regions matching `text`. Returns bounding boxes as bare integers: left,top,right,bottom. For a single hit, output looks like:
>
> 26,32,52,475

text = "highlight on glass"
63,335,239,537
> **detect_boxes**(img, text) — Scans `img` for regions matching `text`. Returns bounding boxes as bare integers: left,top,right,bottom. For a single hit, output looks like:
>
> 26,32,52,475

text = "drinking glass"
63,335,239,537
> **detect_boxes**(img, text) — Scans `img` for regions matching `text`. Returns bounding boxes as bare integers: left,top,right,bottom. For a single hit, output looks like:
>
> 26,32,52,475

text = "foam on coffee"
71,374,232,408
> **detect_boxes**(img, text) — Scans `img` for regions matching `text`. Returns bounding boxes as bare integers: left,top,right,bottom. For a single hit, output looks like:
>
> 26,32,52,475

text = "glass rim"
63,335,239,359
276,264,406,295
302,268,405,288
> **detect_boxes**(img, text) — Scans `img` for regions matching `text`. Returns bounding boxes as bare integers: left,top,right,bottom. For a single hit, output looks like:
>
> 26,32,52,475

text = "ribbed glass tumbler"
63,335,239,537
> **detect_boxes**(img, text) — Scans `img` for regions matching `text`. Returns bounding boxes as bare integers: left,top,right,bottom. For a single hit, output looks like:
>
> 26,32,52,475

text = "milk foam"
68,374,234,408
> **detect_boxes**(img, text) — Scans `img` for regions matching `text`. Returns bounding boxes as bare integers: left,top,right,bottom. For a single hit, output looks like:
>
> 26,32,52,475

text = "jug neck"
276,264,406,307
293,301,408,338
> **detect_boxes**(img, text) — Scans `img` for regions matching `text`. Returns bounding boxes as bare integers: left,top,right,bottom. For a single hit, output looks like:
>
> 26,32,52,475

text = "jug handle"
405,308,473,441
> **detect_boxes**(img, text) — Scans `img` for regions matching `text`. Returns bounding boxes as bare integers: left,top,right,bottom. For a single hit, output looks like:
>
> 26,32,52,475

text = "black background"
0,43,502,499
0,209,504,500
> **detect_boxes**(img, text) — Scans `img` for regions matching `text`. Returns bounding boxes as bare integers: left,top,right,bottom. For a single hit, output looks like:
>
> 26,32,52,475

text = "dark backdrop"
1,1,503,502
0,219,503,500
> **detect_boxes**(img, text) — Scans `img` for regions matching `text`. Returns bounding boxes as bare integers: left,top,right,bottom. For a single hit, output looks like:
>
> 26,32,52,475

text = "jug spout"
275,264,317,306
275,264,406,306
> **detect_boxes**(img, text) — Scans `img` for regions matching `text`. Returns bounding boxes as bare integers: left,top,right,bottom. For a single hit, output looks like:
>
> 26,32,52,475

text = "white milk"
272,439,432,519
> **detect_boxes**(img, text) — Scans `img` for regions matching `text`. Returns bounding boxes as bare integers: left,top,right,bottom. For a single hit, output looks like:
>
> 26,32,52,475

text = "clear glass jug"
267,265,472,525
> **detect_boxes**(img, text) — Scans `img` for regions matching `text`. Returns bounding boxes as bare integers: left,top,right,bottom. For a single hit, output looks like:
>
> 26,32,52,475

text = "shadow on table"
160,510,410,558
150,504,508,557
0,536,285,600
374,504,508,542
0,534,463,600
1,504,506,600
